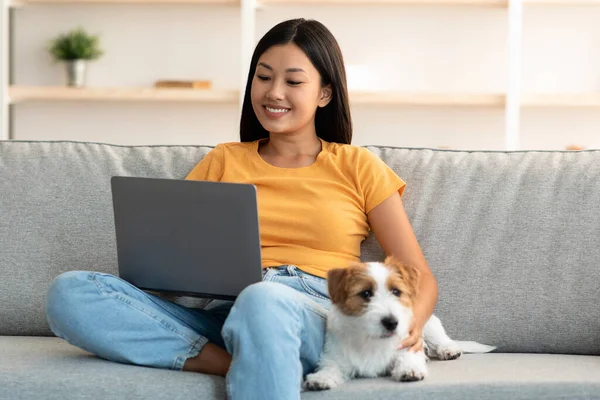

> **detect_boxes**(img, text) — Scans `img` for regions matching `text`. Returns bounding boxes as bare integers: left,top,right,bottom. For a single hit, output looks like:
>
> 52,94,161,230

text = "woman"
45,18,438,400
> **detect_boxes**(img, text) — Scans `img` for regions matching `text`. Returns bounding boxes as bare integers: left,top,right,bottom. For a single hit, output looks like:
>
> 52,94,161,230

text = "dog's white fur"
303,260,495,391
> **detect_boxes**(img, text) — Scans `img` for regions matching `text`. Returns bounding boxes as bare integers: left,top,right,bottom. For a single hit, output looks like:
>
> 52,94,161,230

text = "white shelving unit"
1,0,9,139
505,0,522,150
1,0,599,147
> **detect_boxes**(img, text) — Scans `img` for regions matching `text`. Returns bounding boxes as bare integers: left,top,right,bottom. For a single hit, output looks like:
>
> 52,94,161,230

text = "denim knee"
222,281,328,399
45,270,91,334
231,281,293,314
221,281,307,344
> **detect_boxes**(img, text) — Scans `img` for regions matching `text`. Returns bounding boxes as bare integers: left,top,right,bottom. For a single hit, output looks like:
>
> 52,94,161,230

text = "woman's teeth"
266,107,289,113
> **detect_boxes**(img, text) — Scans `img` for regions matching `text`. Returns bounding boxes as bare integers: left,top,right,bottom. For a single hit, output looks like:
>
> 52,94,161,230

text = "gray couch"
1,140,599,400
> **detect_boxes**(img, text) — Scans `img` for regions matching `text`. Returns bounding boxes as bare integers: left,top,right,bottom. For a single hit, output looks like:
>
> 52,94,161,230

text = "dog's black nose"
381,316,398,332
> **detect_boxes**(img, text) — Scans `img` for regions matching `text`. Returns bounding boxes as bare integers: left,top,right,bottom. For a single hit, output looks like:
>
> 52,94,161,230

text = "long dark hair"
239,18,352,145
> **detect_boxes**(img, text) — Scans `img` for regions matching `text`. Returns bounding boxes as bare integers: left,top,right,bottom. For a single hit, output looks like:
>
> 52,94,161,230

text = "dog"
303,256,495,390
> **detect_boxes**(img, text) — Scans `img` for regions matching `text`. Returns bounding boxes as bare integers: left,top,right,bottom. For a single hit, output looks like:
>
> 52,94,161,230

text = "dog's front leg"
303,359,345,391
390,350,428,382
422,314,462,361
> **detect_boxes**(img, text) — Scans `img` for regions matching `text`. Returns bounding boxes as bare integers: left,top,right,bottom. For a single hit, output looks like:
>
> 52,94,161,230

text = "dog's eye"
391,288,401,297
359,290,373,300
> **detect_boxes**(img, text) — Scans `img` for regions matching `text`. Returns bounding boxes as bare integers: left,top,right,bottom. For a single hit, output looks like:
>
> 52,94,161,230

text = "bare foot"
183,342,231,377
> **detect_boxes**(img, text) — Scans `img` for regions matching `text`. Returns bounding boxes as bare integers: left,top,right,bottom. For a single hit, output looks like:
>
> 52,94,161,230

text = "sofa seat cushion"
1,337,599,400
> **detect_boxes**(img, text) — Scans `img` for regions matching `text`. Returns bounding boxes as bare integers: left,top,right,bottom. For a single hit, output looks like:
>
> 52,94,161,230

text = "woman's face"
251,43,332,138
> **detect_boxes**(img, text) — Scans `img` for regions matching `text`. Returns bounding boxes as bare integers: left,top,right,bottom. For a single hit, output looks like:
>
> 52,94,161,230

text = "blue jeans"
45,265,331,400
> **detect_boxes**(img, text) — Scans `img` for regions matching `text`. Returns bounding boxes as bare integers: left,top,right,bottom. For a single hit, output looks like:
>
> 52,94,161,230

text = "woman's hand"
368,193,438,353
367,193,438,354
399,316,424,352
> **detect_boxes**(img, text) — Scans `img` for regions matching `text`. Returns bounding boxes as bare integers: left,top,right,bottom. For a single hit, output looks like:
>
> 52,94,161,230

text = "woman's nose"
265,80,285,101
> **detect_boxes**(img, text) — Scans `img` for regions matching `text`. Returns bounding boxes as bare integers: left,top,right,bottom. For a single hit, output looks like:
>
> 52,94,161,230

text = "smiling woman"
45,18,436,400
240,19,352,145
251,46,332,140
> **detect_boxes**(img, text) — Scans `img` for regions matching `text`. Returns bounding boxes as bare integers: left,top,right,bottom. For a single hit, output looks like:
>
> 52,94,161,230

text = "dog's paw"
391,362,428,382
391,352,428,382
303,371,342,391
426,341,462,361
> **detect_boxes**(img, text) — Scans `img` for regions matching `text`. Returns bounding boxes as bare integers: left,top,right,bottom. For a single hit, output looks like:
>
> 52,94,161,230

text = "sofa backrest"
360,145,600,356
1,140,599,355
0,141,213,337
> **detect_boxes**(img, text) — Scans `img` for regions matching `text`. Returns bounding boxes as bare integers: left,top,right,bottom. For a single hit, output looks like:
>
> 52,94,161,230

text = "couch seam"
4,139,599,154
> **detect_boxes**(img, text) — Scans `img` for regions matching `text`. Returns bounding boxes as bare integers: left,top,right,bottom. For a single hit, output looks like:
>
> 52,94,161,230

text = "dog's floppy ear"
384,256,420,298
327,267,350,304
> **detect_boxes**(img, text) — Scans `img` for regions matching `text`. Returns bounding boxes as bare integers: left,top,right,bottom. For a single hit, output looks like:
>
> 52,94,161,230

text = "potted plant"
48,27,104,87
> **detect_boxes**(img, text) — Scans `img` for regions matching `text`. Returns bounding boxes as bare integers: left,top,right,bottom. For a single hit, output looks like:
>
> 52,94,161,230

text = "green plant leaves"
49,27,104,61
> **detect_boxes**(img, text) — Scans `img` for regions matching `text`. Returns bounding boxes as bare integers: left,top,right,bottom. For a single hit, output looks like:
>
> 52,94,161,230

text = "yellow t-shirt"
185,138,406,278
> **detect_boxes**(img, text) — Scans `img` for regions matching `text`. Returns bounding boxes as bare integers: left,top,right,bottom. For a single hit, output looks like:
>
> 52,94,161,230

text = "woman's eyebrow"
257,62,306,73
257,62,273,70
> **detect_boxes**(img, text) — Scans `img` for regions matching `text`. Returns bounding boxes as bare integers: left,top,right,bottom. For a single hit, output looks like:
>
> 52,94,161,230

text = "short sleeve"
185,145,224,182
357,147,406,214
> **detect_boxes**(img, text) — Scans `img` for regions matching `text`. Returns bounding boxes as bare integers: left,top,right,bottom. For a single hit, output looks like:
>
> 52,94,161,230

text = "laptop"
110,176,263,300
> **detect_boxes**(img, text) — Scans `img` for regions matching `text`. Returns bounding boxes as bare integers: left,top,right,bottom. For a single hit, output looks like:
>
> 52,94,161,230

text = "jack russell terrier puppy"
303,256,495,390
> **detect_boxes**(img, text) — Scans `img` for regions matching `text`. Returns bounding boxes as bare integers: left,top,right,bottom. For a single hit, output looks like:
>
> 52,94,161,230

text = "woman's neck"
261,133,322,158
258,133,323,169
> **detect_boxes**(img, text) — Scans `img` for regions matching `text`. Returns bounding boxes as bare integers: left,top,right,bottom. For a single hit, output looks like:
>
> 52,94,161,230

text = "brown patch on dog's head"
383,256,420,308
327,263,376,316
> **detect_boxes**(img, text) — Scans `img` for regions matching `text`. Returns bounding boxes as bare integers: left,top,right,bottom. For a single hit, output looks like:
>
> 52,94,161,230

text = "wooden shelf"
522,93,600,107
350,92,505,107
8,86,239,103
9,86,505,107
260,0,507,6
13,87,600,108
9,0,237,5
524,0,600,5
9,0,599,6
9,0,600,5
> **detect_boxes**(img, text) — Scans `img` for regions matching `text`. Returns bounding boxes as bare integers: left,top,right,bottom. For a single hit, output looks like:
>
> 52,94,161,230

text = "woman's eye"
359,290,372,300
256,76,270,81
287,80,301,86
391,288,401,297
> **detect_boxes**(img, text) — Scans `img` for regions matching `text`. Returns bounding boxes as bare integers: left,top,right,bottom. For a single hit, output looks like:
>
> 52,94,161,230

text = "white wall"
9,3,600,149
520,5,600,150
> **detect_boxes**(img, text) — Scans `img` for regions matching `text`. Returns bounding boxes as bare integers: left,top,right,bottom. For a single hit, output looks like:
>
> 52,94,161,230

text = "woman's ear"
318,84,333,108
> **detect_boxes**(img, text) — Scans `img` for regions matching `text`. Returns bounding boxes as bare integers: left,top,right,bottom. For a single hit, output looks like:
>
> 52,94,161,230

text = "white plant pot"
65,60,87,87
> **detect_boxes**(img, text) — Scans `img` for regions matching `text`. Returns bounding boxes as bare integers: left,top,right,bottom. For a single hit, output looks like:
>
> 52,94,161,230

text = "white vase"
65,60,87,87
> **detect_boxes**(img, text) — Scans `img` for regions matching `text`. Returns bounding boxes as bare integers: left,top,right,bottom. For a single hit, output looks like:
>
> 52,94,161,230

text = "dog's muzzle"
381,316,398,332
